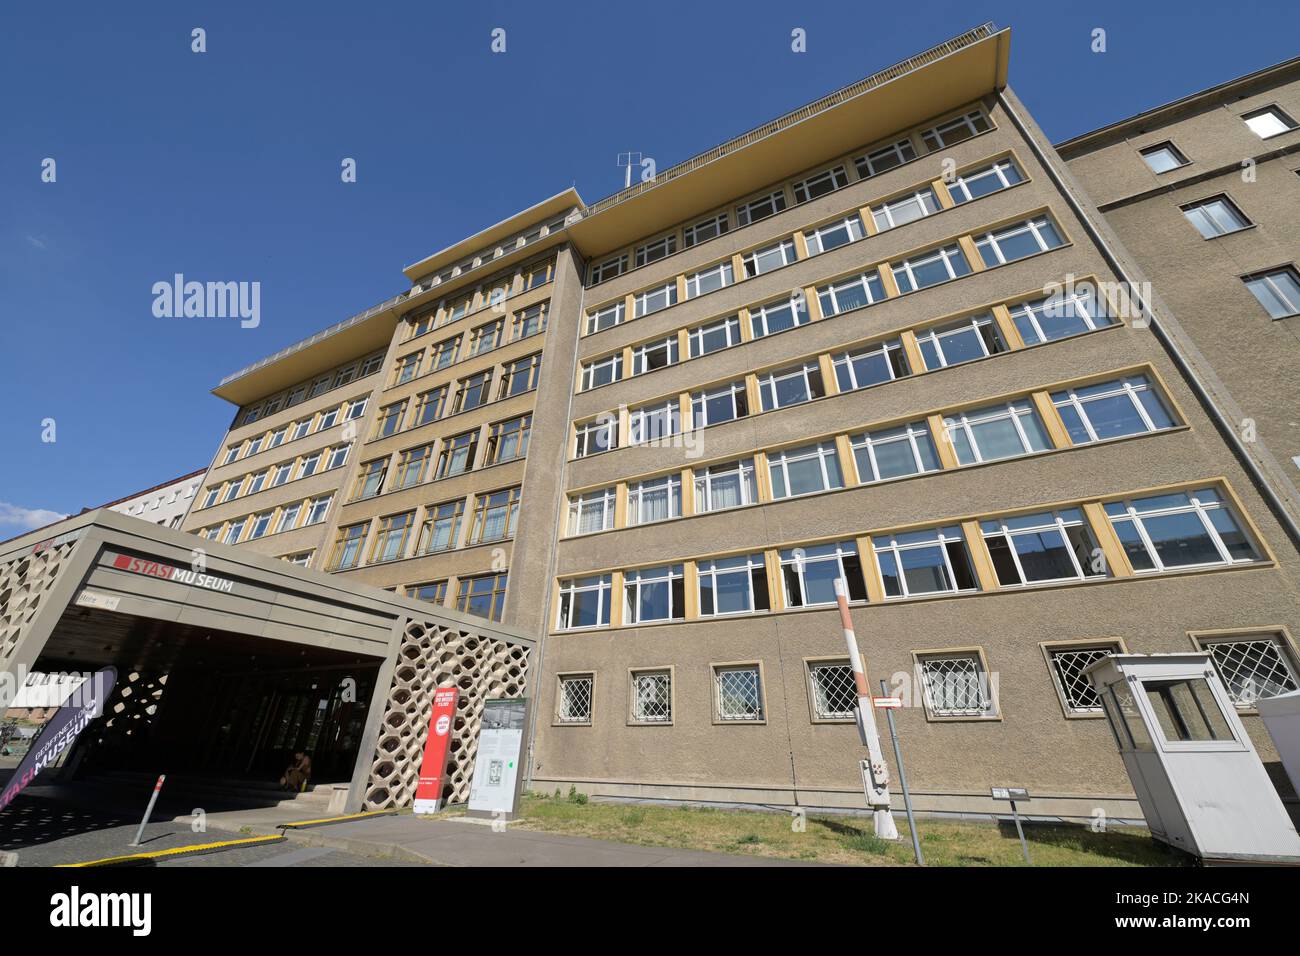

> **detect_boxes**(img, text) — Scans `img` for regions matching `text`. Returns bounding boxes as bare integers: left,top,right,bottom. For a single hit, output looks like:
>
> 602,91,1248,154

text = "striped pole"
128,774,166,847
834,578,898,840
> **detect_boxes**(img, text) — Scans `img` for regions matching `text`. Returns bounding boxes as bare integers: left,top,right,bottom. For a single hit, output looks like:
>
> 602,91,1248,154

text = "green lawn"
500,791,1185,867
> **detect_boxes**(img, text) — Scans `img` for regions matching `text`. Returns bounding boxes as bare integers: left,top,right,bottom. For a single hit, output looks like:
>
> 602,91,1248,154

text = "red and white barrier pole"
834,578,898,840
128,774,166,847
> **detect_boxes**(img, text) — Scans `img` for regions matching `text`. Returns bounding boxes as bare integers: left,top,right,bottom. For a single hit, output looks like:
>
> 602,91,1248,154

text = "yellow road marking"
58,834,285,867
279,809,397,829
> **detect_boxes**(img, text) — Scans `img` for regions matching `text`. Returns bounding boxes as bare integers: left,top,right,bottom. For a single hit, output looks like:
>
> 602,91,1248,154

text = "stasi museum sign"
109,553,236,594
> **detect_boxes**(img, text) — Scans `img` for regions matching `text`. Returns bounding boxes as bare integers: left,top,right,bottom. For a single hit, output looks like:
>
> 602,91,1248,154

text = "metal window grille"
920,654,992,716
1049,648,1113,713
715,667,764,721
632,671,672,722
1205,639,1300,708
809,662,856,719
557,676,593,722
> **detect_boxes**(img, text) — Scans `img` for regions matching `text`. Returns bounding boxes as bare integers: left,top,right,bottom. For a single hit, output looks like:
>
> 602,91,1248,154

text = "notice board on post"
467,698,529,820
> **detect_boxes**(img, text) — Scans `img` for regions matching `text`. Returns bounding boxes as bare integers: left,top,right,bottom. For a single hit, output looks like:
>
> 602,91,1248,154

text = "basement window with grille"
631,670,673,723
918,651,996,718
557,674,594,724
1047,645,1118,715
808,661,857,720
714,665,765,722
1201,635,1300,709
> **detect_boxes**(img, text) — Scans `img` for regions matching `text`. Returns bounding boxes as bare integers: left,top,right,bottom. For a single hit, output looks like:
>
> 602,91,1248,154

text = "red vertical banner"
413,687,459,814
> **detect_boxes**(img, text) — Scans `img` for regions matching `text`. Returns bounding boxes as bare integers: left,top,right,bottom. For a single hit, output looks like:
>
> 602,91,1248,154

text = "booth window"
1142,678,1233,743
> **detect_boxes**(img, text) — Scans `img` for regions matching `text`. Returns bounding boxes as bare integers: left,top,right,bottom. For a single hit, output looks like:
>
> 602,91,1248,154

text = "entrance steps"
72,770,350,814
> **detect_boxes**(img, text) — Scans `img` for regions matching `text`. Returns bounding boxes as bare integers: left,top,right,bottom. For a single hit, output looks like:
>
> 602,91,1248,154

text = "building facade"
180,25,1300,820
105,470,205,530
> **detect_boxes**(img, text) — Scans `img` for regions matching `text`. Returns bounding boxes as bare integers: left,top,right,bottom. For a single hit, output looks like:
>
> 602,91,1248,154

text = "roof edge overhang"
566,24,1010,259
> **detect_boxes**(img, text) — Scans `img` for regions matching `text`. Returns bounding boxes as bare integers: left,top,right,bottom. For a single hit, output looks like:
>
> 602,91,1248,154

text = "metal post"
879,679,924,866
1009,799,1032,864
128,774,166,847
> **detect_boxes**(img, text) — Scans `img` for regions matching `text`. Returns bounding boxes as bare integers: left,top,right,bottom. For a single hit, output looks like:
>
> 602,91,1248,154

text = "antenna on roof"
616,152,643,189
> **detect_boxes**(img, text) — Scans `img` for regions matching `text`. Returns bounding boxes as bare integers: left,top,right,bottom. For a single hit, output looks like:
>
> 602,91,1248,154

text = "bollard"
128,774,166,847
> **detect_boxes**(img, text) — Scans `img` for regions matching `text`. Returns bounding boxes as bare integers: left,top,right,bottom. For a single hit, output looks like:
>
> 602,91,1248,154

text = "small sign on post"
991,787,1032,864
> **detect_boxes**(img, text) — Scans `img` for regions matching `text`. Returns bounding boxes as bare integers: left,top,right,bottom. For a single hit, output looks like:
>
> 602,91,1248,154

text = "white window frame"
767,441,843,500
693,458,758,514
635,234,677,268
683,261,734,299
791,166,848,204
1182,195,1251,239
779,540,862,608
1242,105,1297,139
918,651,996,718
574,417,618,458
589,254,627,285
585,300,625,335
1139,142,1188,174
581,353,623,391
916,313,1005,369
871,188,939,232
697,554,768,618
630,336,679,375
947,159,1023,204
623,564,685,624
855,138,916,178
556,674,594,723
804,215,865,255
921,110,990,150
981,509,1100,587
873,526,975,599
758,362,823,412
1051,375,1172,445
630,669,673,723
818,271,885,316
691,381,748,427
683,212,729,248
633,282,678,318
1008,287,1113,344
626,474,682,526
944,399,1048,465
688,315,742,357
567,487,617,536
627,400,681,445
1243,267,1300,319
742,239,797,278
749,295,809,338
556,575,612,631
1105,488,1259,573
974,216,1064,266
714,665,765,722
735,189,787,227
833,339,909,391
850,422,940,483
891,243,969,293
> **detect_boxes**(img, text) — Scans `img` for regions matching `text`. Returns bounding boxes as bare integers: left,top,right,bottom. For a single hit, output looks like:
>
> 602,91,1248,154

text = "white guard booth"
1086,653,1300,864
1258,689,1300,799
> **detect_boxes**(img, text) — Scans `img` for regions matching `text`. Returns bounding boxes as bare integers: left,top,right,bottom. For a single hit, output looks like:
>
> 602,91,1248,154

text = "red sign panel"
413,687,459,814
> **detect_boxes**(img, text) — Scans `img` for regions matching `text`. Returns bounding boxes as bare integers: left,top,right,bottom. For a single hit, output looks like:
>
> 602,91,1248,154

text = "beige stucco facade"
178,26,1300,821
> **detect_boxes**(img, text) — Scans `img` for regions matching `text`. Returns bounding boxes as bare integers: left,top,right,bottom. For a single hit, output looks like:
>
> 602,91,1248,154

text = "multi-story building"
181,24,1300,820
104,469,205,529
1057,55,1300,522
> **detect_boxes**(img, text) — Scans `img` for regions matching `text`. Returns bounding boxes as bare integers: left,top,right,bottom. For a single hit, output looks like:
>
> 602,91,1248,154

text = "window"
470,487,520,543
429,336,459,371
624,565,686,624
574,417,618,457
304,495,332,525
586,300,625,334
630,670,672,723
470,319,504,355
409,581,448,605
316,408,338,431
359,353,383,377
694,459,758,514
1139,142,1188,174
283,551,313,568
485,414,531,464
872,188,939,232
1143,677,1234,743
892,243,971,292
749,295,810,338
683,261,734,299
353,459,388,500
328,522,370,571
567,487,617,535
714,666,764,721
873,526,978,598
1051,375,1175,444
523,259,554,290
684,212,728,248
1243,266,1300,319
697,554,770,616
589,254,627,285
1201,634,1300,709
627,474,682,526
444,295,470,324
781,540,865,607
742,239,797,278
375,402,406,438
453,372,492,413
919,652,995,717
242,406,262,426
201,488,219,509
222,480,241,503
291,419,311,441
407,310,436,340
916,313,1007,369
246,436,263,457
983,508,1105,587
809,662,857,720
582,353,623,391
944,400,1051,465
326,444,350,470
224,517,247,544
792,166,848,204
855,138,916,178
975,216,1064,267
557,675,594,723
736,189,787,227
1048,645,1118,714
267,427,287,449
690,381,748,428
1105,487,1260,572
394,445,432,489
834,338,909,391
635,234,677,268
457,572,508,622
286,386,306,407
298,452,322,478
1009,286,1115,344
688,315,742,357
1242,105,1297,139
435,430,478,478
393,351,422,385
500,354,541,399
768,442,843,499
273,502,301,533
513,301,548,339
804,215,864,255
222,445,240,465
921,110,990,150
633,282,677,318
248,511,273,539
851,422,941,483
758,362,824,411
630,336,679,375
948,158,1024,204
345,399,368,422
1182,196,1251,238
370,512,415,563
308,375,331,399
417,499,464,554
557,575,611,630
333,363,357,388
628,400,680,445
817,270,885,317
410,387,447,428
270,463,293,487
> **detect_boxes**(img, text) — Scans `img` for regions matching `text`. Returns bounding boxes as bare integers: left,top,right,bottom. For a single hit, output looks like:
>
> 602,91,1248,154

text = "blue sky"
3,0,1297,535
